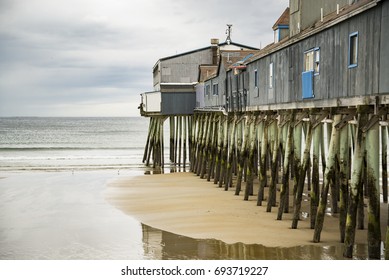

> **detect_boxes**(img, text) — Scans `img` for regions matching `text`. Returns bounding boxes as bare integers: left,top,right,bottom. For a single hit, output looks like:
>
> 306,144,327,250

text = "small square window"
205,84,210,96
304,48,320,75
212,83,218,96
349,32,358,68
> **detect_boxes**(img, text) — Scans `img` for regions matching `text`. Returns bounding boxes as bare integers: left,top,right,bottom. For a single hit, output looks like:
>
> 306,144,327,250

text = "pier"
140,0,389,259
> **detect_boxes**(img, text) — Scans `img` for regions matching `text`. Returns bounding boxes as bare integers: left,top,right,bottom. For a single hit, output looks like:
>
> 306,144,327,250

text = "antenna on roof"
226,24,232,45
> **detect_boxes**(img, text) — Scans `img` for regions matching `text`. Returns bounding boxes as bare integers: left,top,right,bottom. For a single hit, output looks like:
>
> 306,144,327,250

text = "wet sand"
107,172,388,248
0,171,144,260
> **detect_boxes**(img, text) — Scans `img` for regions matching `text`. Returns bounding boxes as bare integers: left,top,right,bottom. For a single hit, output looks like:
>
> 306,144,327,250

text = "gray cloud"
0,0,289,117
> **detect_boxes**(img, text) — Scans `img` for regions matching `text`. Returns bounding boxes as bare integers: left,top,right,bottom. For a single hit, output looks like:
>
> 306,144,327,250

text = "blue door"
302,70,314,99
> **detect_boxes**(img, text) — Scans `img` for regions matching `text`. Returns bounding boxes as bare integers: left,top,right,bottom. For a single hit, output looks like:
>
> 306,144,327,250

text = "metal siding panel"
161,92,196,115
160,48,213,84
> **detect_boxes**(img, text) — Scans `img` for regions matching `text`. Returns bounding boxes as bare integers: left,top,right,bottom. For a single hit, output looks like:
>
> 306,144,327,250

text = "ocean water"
0,117,149,171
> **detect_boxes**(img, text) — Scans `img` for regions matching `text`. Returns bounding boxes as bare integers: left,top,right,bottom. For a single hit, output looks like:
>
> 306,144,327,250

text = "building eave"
248,0,380,65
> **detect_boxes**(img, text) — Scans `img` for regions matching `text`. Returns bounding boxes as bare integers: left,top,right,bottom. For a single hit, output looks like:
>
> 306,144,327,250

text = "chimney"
211,38,219,65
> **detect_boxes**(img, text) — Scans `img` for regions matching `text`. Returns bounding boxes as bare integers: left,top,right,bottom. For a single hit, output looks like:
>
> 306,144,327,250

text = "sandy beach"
107,172,388,248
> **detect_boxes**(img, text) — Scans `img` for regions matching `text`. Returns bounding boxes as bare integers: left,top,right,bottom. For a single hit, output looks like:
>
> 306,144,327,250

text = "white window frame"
304,47,320,75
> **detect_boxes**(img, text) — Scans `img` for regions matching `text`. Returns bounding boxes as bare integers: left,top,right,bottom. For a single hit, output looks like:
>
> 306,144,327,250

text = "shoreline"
106,172,387,248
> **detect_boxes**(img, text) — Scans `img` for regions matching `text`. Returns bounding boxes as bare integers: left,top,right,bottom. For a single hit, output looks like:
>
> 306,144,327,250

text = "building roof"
272,7,290,30
198,65,218,82
153,41,259,70
247,0,380,65
200,50,258,82
222,51,256,71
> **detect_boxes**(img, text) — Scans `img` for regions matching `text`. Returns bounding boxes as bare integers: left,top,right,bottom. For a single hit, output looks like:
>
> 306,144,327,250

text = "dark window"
212,83,218,96
349,32,358,68
254,69,258,87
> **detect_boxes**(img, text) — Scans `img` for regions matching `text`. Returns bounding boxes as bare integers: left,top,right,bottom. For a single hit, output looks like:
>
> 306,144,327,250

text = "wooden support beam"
310,123,321,228
225,115,237,190
277,112,294,219
218,116,229,187
143,117,152,163
214,115,224,184
169,116,175,163
257,118,269,205
292,119,313,228
292,120,303,208
338,119,349,242
381,118,388,203
183,116,187,171
313,115,341,242
343,113,368,258
385,204,389,260
366,119,381,259
267,120,281,212
235,116,247,195
244,116,257,200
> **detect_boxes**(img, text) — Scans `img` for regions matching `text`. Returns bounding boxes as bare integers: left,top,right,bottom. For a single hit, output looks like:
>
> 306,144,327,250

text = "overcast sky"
0,0,289,117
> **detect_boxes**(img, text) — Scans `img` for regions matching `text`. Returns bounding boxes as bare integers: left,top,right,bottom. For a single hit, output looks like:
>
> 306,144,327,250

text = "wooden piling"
225,115,237,190
236,116,250,196
385,204,389,260
343,112,368,258
292,120,302,208
207,114,219,181
382,122,388,203
183,116,187,171
194,115,205,174
145,117,157,166
143,118,152,163
267,118,280,212
169,116,175,163
338,119,350,242
200,114,212,178
188,115,193,167
313,115,341,242
257,117,269,205
160,117,165,169
244,115,257,200
277,113,294,219
310,123,321,228
292,118,313,228
365,119,381,259
214,115,224,184
218,117,229,187
235,116,245,193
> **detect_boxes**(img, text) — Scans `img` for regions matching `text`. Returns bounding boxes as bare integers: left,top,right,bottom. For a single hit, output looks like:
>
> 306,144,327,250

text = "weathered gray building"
213,0,389,112
199,50,256,110
140,40,257,116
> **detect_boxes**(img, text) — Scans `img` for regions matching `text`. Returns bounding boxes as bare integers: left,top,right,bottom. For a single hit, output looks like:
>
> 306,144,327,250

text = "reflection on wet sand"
141,224,379,260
